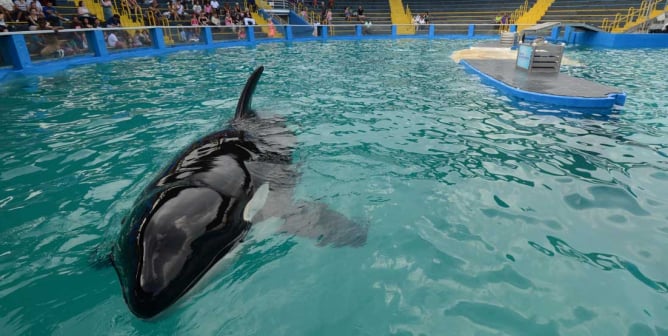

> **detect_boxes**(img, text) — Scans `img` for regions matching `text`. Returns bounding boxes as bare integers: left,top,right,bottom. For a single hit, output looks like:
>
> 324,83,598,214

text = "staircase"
388,0,415,34
515,0,556,32
601,0,667,32
540,0,641,30
402,0,533,35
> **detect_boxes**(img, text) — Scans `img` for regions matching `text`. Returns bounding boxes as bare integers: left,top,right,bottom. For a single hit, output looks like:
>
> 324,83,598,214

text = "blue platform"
459,58,626,110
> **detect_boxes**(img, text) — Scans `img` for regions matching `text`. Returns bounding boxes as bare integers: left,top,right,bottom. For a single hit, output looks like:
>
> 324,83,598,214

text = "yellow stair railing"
388,0,415,34
602,0,666,32
514,0,556,32
508,0,530,32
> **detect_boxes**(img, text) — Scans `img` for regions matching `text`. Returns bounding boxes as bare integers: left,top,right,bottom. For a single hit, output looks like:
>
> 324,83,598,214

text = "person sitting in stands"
224,12,234,31
176,1,184,18
0,0,12,22
344,6,350,21
27,0,42,15
147,0,162,20
26,7,40,30
13,0,29,22
0,12,7,32
106,30,127,49
106,13,121,27
76,1,91,18
42,1,67,27
192,0,202,16
242,9,254,25
81,16,93,27
356,5,364,22
37,17,64,57
210,0,219,15
210,12,220,26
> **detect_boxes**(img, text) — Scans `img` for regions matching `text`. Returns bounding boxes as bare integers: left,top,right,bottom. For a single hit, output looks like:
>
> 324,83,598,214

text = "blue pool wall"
1,23,668,81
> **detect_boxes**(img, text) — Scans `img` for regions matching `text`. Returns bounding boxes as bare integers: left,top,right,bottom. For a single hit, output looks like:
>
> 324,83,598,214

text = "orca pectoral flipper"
279,201,368,247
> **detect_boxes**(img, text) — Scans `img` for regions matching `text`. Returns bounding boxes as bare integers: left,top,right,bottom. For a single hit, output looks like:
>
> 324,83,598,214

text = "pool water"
2,39,668,335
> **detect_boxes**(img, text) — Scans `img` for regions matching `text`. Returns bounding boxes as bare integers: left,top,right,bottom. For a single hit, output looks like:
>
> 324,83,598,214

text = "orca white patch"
243,183,269,222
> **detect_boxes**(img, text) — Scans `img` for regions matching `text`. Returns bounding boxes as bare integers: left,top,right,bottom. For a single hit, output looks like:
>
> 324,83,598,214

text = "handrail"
602,0,666,32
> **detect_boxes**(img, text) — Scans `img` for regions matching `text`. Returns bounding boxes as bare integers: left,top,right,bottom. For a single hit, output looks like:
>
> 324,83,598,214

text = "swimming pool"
1,39,668,335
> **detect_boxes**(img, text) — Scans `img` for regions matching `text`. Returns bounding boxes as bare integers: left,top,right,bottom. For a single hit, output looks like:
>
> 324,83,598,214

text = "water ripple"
1,40,668,334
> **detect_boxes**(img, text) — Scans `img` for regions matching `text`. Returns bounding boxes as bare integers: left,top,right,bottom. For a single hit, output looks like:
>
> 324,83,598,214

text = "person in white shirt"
106,31,127,48
210,0,219,14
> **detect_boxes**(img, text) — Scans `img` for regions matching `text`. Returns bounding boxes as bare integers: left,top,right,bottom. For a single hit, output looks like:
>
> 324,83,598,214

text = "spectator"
0,0,12,21
192,0,201,15
0,12,7,32
37,18,64,57
242,9,254,25
106,30,127,49
210,0,219,15
344,6,350,21
210,12,220,26
81,16,93,27
14,0,29,22
26,7,39,29
106,13,121,27
356,5,364,22
42,1,67,27
27,0,42,18
101,0,113,22
77,1,91,18
204,0,212,16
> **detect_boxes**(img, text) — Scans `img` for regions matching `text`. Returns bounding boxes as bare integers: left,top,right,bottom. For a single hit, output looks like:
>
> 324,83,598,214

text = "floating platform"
457,44,626,110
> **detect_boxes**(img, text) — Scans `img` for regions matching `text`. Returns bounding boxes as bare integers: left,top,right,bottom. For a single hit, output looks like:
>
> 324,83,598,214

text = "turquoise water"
2,39,668,335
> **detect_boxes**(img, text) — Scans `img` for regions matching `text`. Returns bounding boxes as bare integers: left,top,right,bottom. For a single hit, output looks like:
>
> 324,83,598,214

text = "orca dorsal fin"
235,66,264,120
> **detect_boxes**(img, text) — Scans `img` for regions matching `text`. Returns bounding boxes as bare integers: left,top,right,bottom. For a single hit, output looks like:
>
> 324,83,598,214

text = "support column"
321,25,328,41
391,25,397,38
428,24,435,38
247,26,255,43
285,25,293,41
202,26,213,45
87,30,108,57
550,26,560,41
467,24,475,37
0,35,31,70
356,24,362,39
149,27,166,49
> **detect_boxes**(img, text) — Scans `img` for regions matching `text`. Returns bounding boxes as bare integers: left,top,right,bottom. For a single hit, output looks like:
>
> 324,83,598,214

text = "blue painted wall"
2,19,668,81
570,29,668,48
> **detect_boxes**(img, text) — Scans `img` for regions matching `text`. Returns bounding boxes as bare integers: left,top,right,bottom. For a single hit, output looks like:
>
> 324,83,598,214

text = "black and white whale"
110,66,367,319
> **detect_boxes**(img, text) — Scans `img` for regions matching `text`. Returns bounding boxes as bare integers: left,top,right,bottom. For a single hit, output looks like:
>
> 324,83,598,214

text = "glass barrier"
104,29,153,52
164,26,206,46
434,24,472,36
329,24,356,38
208,25,238,42
25,30,94,62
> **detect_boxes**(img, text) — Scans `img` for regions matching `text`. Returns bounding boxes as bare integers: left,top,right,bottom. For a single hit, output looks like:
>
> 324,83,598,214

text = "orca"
110,66,367,319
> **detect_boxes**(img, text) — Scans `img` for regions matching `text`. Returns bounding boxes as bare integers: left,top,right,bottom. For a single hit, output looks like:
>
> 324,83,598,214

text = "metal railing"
601,0,667,32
